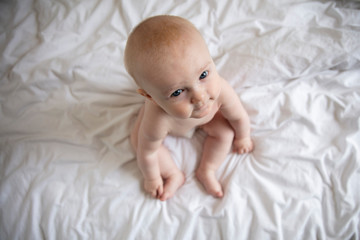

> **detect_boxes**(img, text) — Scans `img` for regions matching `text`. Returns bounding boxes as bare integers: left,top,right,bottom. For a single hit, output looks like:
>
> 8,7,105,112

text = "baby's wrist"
145,176,162,182
235,136,251,141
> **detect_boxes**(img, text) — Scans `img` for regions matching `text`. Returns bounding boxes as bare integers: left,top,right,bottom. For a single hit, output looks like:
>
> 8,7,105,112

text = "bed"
1,0,359,239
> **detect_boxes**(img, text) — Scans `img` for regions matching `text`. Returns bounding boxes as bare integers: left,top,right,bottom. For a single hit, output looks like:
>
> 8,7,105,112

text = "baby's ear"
137,89,152,100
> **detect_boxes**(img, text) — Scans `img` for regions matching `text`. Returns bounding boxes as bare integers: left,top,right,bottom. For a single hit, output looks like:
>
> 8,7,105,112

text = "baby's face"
138,33,222,119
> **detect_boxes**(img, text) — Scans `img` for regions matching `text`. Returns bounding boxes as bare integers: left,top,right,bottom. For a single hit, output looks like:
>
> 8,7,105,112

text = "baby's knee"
218,125,234,143
203,121,234,143
206,123,234,144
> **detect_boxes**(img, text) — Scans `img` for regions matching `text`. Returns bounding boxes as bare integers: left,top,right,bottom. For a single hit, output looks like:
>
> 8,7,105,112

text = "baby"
124,15,254,201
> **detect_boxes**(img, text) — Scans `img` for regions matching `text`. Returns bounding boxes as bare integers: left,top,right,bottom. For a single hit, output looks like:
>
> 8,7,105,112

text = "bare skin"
125,16,254,201
131,105,186,201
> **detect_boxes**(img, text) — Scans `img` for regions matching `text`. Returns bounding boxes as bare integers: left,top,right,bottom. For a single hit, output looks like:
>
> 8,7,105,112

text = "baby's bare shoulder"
218,78,241,107
140,100,171,139
218,78,236,98
142,100,169,121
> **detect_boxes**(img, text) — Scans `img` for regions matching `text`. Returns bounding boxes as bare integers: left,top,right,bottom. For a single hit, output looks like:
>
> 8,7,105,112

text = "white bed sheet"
1,0,360,239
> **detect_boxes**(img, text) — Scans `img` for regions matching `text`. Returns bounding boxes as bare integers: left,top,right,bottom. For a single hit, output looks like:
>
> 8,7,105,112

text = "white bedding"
1,0,360,239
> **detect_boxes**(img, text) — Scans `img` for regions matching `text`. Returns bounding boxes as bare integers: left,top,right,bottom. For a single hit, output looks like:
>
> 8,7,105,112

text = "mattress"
1,0,359,239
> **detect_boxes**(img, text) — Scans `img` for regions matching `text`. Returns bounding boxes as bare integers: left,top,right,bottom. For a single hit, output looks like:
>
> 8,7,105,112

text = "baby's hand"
144,177,164,199
233,137,254,154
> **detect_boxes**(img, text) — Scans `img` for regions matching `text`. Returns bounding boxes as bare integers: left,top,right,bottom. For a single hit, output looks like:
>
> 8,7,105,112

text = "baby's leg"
196,113,234,198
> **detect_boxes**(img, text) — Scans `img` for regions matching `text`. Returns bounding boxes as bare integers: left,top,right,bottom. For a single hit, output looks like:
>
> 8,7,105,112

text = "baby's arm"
137,106,168,198
137,133,164,197
219,79,254,154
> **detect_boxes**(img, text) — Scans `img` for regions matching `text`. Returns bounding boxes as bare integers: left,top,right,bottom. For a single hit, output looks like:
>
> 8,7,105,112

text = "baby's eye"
171,89,183,97
199,70,208,80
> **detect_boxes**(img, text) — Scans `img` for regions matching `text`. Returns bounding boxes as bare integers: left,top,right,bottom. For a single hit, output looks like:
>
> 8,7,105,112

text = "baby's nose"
191,88,206,105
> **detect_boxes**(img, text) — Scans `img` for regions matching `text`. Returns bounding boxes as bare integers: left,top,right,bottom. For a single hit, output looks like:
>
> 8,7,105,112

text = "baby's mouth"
195,101,210,112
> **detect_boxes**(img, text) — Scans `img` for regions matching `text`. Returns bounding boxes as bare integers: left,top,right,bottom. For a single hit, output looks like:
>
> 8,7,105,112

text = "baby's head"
124,15,221,119
125,16,204,83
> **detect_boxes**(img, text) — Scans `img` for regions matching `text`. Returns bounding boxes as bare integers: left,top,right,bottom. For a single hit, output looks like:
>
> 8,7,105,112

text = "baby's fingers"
240,147,250,154
149,189,157,198
156,185,164,199
148,185,162,198
237,148,245,154
234,148,246,154
233,143,254,154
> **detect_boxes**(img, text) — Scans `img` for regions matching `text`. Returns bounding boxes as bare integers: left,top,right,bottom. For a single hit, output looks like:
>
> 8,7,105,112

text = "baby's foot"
196,168,223,198
159,171,185,201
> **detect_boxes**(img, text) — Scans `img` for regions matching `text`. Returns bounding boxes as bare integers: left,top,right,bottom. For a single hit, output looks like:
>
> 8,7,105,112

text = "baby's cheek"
172,105,192,119
209,81,221,99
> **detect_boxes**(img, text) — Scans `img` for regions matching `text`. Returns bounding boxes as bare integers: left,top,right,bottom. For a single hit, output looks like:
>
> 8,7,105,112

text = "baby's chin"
191,104,212,119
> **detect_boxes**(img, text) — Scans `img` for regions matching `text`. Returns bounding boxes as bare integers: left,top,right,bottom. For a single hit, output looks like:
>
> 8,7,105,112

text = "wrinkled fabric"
0,0,359,239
